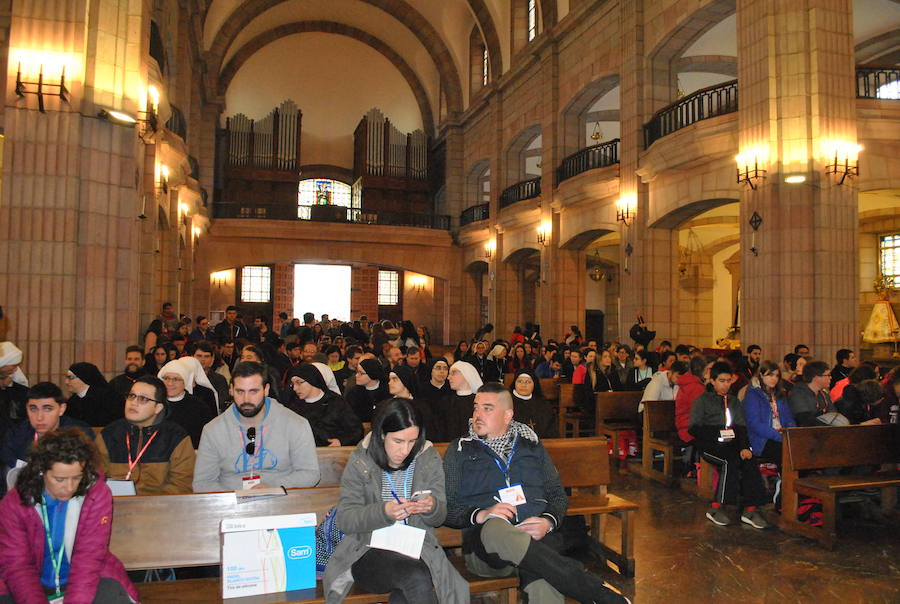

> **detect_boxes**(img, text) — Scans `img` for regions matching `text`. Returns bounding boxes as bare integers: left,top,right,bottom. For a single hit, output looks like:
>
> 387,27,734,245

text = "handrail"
215,202,450,230
460,203,490,226
643,80,738,149
557,139,620,184
499,177,541,209
856,65,900,99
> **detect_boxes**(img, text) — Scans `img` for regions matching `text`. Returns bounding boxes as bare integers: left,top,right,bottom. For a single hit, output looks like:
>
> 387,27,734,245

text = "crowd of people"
0,304,897,602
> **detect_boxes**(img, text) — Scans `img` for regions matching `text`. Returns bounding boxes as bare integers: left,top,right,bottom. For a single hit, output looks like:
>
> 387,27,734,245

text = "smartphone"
410,490,432,502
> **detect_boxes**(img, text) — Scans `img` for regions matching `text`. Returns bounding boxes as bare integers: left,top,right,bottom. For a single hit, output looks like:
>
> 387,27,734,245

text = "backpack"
314,506,345,574
797,496,823,526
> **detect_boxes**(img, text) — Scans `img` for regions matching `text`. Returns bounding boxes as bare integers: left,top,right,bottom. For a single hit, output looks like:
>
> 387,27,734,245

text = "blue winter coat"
743,387,796,456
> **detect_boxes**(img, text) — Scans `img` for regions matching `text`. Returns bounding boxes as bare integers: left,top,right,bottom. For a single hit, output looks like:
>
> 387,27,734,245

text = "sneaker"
706,505,731,526
741,509,770,529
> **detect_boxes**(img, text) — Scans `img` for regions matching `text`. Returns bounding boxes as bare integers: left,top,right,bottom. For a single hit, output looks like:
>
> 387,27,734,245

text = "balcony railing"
215,202,450,230
460,203,490,226
857,65,900,99
644,79,738,149
557,139,620,184
499,177,541,209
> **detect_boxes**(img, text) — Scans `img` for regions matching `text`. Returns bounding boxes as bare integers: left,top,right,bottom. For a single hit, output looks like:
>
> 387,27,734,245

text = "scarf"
463,419,538,460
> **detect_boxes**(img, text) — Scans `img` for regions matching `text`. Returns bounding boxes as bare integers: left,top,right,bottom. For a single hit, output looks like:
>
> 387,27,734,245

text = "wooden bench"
316,438,637,576
595,392,642,471
779,424,900,549
557,383,588,437
540,377,558,402
112,487,519,603
641,400,678,485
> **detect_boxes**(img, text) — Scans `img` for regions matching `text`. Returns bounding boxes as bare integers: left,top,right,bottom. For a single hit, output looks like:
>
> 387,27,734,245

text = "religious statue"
863,274,899,356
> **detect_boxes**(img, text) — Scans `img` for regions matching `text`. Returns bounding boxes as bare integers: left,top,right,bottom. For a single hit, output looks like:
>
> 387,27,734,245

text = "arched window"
523,134,542,177
469,27,489,102
482,47,490,86
297,179,355,219
527,0,538,42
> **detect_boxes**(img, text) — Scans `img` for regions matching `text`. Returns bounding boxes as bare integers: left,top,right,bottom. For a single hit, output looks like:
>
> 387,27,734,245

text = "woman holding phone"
324,398,467,603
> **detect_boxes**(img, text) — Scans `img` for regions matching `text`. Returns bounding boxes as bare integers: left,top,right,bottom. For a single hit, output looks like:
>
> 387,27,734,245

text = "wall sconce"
409,275,427,292
616,194,636,226
748,211,763,256
536,221,551,246
735,146,768,190
97,107,157,142
178,202,189,217
15,62,69,113
822,140,861,185
192,226,202,240
210,270,230,288
159,165,170,194
484,238,496,259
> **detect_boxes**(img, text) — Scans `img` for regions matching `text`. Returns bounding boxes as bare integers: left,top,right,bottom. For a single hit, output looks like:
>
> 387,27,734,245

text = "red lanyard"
125,430,159,480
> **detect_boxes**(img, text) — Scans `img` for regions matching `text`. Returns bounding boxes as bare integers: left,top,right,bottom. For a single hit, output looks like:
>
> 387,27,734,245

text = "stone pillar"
494,232,521,338
546,211,585,340
738,0,859,360
0,2,146,381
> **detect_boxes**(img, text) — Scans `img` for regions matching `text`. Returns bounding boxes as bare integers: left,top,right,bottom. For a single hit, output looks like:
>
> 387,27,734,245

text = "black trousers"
699,441,767,508
758,440,782,468
351,548,438,604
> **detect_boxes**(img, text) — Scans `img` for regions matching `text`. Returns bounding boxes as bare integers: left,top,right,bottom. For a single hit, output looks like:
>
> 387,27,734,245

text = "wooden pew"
595,392,642,470
557,383,585,437
502,373,515,387
779,424,900,549
112,487,518,603
540,378,558,402
315,438,638,575
641,400,678,485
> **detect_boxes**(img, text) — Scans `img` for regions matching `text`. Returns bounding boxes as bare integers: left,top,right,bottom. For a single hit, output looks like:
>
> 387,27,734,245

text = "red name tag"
242,475,261,488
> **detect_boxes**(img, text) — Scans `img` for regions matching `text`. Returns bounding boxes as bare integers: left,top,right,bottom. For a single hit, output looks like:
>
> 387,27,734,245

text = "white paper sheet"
369,522,426,559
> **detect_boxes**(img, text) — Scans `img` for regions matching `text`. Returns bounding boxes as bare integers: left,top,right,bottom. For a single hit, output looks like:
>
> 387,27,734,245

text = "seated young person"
0,429,138,603
324,399,468,603
743,361,796,467
95,376,196,494
2,382,93,472
689,362,769,529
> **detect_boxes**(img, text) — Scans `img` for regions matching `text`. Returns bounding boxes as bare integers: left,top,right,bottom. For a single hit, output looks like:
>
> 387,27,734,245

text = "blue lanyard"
481,436,519,487
384,468,411,524
39,498,65,596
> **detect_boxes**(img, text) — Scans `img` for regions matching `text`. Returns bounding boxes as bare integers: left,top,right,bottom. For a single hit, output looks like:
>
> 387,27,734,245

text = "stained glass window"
482,46,489,86
880,234,900,288
378,270,399,305
298,179,354,219
241,266,271,303
527,0,537,42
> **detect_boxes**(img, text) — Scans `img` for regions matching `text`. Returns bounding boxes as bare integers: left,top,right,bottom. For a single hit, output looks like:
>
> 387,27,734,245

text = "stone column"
738,0,859,360
0,2,146,381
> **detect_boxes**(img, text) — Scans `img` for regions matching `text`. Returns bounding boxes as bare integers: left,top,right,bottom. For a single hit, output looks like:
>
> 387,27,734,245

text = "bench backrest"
558,383,576,408
110,487,341,569
111,437,610,569
541,378,559,401
783,424,900,471
595,391,642,423
642,400,675,433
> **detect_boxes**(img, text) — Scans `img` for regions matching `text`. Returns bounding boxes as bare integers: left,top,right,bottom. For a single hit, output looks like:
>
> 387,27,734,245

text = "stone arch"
645,0,736,111
504,124,542,185
466,0,503,82
466,158,491,207
650,197,739,230
207,0,463,114
560,228,615,251
559,73,619,157
219,22,435,135
503,245,541,265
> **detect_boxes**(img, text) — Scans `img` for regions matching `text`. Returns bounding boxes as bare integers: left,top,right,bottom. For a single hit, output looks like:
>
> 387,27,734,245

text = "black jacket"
213,320,247,343
688,391,750,450
512,394,558,439
345,383,389,423
109,369,148,400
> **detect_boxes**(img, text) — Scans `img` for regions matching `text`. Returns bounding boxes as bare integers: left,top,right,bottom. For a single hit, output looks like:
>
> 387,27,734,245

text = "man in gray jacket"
192,361,320,492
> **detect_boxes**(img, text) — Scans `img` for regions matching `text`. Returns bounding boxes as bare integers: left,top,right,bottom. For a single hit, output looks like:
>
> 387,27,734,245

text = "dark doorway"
585,310,604,344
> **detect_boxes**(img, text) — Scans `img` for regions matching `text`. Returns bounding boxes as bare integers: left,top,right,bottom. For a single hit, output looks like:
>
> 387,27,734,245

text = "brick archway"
219,21,435,135
207,0,464,114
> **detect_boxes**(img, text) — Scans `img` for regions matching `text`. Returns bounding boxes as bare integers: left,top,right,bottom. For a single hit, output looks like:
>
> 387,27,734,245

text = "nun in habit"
345,358,390,423
386,365,441,443
286,363,363,447
442,361,484,442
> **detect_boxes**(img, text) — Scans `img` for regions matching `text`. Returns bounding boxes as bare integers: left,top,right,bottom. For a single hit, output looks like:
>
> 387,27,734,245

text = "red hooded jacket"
675,372,705,443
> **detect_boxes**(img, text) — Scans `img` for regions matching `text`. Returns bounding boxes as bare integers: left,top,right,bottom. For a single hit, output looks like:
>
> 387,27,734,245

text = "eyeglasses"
64,374,77,380
161,376,184,383
126,393,158,404
245,427,257,455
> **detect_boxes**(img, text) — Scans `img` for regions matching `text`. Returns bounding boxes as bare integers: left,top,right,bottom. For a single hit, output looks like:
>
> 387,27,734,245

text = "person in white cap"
441,361,484,442
157,357,217,447
0,342,29,425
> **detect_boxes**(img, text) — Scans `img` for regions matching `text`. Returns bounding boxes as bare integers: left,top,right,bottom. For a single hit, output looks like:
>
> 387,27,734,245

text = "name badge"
243,475,262,489
107,480,137,496
718,429,735,442
498,484,527,506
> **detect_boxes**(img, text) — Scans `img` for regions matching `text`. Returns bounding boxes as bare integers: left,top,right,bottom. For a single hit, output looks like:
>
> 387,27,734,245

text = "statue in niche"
863,275,899,357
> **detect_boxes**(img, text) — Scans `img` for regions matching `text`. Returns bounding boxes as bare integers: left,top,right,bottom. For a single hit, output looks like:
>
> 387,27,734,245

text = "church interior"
1,0,900,602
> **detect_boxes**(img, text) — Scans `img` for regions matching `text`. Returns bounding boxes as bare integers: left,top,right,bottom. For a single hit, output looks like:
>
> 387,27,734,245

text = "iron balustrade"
643,80,738,149
215,202,450,230
856,66,900,99
499,177,541,209
460,203,490,226
557,139,620,184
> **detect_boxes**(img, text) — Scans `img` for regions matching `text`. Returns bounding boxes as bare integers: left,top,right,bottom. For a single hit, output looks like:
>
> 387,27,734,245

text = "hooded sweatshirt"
192,397,320,492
